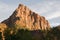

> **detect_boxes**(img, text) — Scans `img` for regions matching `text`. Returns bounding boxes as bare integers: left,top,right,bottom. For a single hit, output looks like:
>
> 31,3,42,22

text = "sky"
0,0,60,27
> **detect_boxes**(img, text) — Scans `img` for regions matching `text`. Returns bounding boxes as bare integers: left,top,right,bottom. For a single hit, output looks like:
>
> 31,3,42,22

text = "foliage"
0,25,60,40
0,32,2,40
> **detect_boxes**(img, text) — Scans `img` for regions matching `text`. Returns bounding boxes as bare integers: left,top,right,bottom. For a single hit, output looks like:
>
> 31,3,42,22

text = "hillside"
0,4,60,40
0,25,60,40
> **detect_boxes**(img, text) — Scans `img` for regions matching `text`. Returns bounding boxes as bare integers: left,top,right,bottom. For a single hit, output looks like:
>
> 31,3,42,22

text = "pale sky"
0,0,60,27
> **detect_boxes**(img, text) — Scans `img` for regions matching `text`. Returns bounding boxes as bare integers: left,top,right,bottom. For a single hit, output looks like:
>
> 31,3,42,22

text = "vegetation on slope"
0,25,60,40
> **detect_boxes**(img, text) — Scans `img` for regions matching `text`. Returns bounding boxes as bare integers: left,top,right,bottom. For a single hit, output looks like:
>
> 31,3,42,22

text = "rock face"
2,4,50,30
0,23,7,40
0,23,7,32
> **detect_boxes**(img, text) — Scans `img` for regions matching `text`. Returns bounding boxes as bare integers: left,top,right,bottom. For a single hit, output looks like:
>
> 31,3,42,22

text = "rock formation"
2,4,50,30
0,23,7,40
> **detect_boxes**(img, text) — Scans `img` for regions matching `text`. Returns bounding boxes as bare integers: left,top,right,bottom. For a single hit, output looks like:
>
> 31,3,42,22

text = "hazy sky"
0,0,60,27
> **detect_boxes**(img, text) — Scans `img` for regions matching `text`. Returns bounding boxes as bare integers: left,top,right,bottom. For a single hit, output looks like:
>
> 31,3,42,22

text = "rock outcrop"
0,23,7,40
0,23,7,32
2,4,50,30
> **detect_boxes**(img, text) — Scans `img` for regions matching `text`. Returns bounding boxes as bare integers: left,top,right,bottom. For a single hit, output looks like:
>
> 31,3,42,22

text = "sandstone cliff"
2,4,50,30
